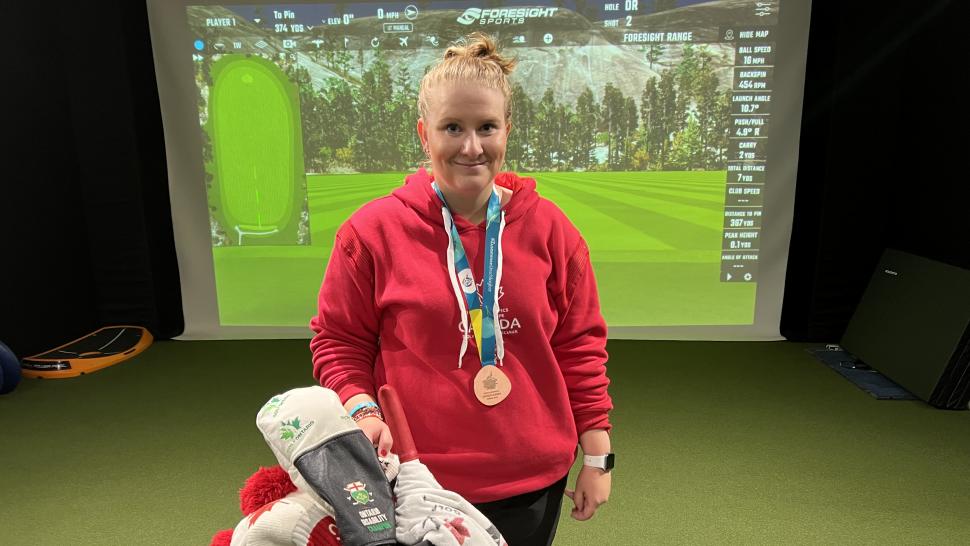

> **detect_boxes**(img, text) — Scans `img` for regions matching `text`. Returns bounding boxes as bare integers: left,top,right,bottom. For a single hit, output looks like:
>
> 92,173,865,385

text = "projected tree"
267,43,731,174
574,87,599,170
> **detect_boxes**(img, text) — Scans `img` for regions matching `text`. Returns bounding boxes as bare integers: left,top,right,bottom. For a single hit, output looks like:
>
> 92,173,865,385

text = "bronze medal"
473,365,511,406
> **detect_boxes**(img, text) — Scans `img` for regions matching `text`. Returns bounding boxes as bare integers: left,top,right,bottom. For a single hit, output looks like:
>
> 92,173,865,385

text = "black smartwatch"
583,453,615,473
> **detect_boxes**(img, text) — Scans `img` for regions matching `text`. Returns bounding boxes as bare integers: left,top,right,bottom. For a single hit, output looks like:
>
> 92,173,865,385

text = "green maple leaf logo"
260,396,285,417
279,417,302,441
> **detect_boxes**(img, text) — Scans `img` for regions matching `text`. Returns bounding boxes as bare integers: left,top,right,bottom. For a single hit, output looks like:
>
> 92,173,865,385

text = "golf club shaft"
378,384,418,463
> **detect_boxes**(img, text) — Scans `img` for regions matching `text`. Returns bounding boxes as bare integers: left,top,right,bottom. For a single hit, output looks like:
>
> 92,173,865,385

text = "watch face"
604,453,615,471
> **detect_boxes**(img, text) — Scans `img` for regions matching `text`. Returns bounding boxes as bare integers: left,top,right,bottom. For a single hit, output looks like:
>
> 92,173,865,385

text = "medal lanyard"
432,182,504,368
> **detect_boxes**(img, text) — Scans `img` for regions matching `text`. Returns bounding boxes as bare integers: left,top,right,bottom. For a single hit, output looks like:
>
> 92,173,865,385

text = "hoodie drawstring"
441,208,471,368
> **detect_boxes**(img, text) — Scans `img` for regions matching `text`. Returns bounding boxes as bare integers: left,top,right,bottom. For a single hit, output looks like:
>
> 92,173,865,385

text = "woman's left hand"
564,465,611,521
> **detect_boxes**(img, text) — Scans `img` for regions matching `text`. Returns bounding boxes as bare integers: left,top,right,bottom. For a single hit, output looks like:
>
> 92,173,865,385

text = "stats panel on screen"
167,0,802,333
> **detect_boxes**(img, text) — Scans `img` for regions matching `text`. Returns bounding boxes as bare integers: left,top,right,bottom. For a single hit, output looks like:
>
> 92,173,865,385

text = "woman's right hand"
357,416,394,458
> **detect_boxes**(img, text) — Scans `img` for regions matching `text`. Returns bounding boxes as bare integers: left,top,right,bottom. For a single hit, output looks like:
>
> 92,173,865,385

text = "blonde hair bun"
443,32,517,75
418,32,516,122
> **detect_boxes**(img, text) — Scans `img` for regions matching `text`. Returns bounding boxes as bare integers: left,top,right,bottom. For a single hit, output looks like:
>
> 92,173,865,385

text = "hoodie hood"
392,168,539,231
392,168,539,369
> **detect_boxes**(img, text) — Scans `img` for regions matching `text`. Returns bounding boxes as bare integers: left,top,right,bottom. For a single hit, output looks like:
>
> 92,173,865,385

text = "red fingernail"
380,449,387,457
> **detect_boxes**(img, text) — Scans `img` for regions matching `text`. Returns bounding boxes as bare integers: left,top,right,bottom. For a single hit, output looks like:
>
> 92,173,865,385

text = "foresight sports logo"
457,6,559,25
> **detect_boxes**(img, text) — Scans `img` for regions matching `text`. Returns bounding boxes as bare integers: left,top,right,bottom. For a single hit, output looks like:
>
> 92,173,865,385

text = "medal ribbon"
433,182,503,368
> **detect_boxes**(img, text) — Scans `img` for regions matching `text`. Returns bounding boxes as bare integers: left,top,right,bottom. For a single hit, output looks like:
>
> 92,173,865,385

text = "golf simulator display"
147,0,812,338
20,326,153,379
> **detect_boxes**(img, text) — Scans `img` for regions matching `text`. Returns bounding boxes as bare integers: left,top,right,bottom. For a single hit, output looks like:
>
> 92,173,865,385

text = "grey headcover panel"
295,428,397,546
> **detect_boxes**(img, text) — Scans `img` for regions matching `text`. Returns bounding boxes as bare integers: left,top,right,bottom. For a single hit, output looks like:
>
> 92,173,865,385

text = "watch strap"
583,453,614,471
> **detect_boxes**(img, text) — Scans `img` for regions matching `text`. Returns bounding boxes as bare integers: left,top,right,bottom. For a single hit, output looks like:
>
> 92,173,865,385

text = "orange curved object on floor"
21,326,153,379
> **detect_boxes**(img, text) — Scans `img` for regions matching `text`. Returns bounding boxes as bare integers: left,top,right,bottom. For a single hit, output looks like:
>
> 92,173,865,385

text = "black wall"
781,0,965,340
2,2,182,357
0,1,963,356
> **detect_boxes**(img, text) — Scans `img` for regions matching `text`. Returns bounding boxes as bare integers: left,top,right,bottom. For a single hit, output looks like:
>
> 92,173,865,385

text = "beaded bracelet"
352,406,384,422
349,401,378,416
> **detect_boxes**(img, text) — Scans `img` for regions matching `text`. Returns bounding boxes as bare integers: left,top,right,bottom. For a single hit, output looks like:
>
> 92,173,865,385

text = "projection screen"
146,0,811,340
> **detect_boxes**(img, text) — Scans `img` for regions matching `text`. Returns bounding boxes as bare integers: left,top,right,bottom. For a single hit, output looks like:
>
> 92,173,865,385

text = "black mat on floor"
808,347,918,400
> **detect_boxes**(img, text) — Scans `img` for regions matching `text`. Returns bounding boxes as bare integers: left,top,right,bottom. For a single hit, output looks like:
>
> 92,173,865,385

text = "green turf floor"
2,339,968,545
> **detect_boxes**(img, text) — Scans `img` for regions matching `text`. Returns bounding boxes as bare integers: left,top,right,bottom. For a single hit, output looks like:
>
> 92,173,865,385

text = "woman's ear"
416,118,428,150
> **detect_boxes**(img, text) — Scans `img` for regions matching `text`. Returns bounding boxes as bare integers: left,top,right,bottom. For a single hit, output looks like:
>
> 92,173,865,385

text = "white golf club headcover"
393,461,506,546
256,386,397,546
376,384,506,546
226,454,402,546
229,489,341,546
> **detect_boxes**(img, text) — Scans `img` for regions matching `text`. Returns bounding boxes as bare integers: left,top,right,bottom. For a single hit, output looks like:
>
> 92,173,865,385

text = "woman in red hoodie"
310,32,614,545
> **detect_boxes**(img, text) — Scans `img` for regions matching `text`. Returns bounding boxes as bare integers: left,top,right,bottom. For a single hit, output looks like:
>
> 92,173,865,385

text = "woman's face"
417,83,510,195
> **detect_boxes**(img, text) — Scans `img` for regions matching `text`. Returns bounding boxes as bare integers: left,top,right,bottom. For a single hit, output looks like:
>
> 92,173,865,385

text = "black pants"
472,474,568,546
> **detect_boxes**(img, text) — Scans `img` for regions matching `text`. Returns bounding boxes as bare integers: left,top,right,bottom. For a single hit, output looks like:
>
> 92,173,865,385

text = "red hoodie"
310,168,612,503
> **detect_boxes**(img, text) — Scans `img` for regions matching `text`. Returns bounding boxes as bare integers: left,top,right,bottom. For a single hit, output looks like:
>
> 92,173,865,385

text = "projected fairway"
208,55,307,245
213,171,754,326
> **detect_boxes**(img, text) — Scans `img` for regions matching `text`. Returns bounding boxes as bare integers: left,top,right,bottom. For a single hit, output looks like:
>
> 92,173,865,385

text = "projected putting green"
212,171,754,326
207,55,307,245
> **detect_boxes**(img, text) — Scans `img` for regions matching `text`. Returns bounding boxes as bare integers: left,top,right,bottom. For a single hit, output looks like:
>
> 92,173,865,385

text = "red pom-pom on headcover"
240,465,298,515
210,529,233,546
210,465,297,545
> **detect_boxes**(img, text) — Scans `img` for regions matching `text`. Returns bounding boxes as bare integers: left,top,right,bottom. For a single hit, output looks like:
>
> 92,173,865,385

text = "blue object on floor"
0,341,22,394
808,346,917,400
